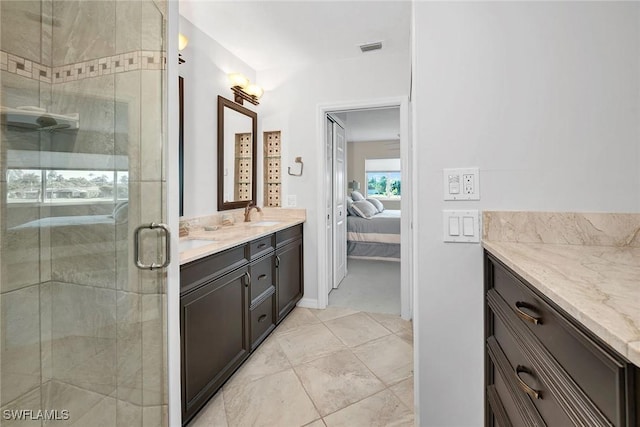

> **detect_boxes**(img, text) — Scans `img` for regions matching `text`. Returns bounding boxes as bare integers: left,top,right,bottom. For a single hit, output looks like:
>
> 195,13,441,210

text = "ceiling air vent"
360,42,382,53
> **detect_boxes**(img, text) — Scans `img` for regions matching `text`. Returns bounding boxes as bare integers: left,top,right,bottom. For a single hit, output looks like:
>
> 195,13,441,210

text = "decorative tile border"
0,50,166,84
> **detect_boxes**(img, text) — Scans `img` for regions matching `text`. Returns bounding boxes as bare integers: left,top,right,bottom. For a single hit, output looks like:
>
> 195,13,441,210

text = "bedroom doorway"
319,99,411,319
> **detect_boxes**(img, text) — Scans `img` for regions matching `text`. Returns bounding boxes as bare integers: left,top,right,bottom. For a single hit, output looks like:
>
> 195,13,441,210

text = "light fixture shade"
245,84,264,99
178,33,189,51
229,73,249,88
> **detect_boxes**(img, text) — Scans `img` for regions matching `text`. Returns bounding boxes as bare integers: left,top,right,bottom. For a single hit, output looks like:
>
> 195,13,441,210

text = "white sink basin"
179,239,215,251
248,221,282,227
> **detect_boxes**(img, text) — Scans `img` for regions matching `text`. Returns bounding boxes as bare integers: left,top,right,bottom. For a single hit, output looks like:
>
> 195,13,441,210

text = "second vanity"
178,210,305,424
482,212,640,427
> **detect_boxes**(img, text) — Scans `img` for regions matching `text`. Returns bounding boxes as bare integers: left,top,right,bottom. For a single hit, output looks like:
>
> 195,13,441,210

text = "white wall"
413,2,640,426
259,50,411,304
179,16,257,218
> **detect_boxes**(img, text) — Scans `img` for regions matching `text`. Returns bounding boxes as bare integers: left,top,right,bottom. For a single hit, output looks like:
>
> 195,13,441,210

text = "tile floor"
187,307,414,427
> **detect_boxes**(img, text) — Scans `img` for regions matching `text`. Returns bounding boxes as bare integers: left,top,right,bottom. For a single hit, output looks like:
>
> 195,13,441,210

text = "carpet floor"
328,258,401,315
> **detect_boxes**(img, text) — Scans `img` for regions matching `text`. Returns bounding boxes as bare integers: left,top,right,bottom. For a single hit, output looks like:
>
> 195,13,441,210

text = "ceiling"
342,107,400,142
179,0,411,71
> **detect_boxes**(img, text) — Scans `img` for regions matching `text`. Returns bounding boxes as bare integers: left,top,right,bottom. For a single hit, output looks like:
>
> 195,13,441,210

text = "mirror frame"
217,95,258,211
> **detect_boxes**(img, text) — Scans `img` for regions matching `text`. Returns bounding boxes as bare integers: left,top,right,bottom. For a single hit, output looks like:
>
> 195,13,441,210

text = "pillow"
350,200,378,219
366,198,384,213
351,191,365,201
346,197,354,216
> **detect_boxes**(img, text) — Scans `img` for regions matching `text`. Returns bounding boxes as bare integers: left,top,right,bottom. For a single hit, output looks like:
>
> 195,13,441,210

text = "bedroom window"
365,158,401,198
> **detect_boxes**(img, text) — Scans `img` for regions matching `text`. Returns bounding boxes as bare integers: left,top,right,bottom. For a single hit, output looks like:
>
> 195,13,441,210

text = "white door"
332,119,347,288
326,118,334,295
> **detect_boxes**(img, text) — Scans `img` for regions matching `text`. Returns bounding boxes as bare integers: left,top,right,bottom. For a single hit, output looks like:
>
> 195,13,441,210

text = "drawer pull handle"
258,274,267,280
244,272,251,287
257,243,267,249
515,365,542,400
258,314,267,323
515,301,542,325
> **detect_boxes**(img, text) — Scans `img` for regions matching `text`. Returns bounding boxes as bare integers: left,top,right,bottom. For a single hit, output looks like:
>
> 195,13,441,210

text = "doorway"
317,97,412,320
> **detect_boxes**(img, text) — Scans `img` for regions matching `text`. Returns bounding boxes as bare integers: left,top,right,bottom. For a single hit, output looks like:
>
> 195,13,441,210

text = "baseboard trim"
296,298,318,309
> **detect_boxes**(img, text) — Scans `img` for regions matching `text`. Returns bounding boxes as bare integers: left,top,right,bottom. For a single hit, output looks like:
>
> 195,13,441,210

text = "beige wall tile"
0,1,42,63
116,291,142,406
0,285,41,406
52,1,115,66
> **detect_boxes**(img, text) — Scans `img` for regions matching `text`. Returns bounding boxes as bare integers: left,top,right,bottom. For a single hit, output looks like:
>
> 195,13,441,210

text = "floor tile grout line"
290,363,325,424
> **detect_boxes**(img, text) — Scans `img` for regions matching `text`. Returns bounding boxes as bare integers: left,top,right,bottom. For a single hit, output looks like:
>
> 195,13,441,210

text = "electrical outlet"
443,168,480,200
463,174,474,194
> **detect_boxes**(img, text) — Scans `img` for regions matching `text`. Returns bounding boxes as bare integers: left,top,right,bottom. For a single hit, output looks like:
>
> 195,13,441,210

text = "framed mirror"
217,95,257,210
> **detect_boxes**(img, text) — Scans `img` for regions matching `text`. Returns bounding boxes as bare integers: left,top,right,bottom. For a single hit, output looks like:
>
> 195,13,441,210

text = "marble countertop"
180,214,305,265
483,240,640,367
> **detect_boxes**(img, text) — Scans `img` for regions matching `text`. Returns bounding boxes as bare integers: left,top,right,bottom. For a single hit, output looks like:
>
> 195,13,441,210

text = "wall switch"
443,210,480,243
443,168,480,200
287,195,297,207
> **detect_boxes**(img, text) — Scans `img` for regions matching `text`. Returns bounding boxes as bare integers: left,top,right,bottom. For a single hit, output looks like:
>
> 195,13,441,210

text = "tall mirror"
217,95,257,210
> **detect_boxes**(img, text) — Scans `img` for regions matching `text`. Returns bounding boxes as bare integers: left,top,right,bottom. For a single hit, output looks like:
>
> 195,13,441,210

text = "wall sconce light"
178,33,189,64
228,73,263,105
349,180,361,191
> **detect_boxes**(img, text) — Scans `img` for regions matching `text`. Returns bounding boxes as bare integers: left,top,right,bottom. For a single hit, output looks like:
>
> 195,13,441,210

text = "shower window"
7,168,128,204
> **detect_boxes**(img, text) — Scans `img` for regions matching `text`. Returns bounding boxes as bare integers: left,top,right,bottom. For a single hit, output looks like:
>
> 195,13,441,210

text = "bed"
347,209,401,262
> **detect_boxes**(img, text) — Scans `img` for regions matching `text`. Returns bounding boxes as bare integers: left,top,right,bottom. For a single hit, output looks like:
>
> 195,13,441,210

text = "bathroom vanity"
482,212,640,427
178,215,304,424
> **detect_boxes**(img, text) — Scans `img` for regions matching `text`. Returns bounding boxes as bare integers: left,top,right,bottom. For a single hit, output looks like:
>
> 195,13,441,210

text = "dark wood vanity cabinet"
275,224,304,322
484,252,639,427
180,265,250,423
180,224,303,425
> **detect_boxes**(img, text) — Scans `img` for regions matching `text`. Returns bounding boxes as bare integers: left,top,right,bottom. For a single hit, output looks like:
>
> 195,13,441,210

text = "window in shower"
7,168,129,204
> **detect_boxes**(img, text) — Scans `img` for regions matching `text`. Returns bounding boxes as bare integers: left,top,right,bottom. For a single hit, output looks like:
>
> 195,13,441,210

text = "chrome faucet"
244,201,262,222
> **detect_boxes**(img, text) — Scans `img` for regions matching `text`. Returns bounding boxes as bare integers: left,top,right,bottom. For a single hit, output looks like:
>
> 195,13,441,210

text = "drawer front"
492,313,572,426
249,235,275,260
489,256,625,425
276,224,302,247
181,244,248,294
250,290,275,350
249,255,275,303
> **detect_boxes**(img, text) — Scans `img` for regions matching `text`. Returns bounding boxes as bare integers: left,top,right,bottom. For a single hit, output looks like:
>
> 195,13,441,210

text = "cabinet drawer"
249,235,274,260
181,245,248,294
249,255,274,303
492,313,572,426
489,257,626,424
250,288,275,350
276,224,302,247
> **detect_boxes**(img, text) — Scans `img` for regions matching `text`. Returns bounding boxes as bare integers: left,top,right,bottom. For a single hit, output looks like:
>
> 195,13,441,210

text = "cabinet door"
275,238,303,322
181,266,250,423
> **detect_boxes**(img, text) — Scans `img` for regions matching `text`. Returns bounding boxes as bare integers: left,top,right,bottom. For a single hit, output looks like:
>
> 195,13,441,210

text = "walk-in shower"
1,1,168,425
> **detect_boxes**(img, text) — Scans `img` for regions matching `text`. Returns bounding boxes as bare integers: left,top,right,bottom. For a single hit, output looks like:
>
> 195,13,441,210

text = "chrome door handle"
133,223,171,270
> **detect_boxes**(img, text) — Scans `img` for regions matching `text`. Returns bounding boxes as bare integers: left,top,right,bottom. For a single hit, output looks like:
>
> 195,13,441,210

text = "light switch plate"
443,210,480,243
443,168,480,200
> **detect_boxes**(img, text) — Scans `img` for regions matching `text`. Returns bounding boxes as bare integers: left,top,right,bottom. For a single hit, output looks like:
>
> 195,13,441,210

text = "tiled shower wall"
0,1,167,425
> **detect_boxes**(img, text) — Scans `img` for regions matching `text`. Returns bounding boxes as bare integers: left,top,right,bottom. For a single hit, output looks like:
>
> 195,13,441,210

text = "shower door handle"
134,223,171,270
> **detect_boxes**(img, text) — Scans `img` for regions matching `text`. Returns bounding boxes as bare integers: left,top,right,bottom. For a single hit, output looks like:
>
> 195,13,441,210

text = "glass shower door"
0,1,168,425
